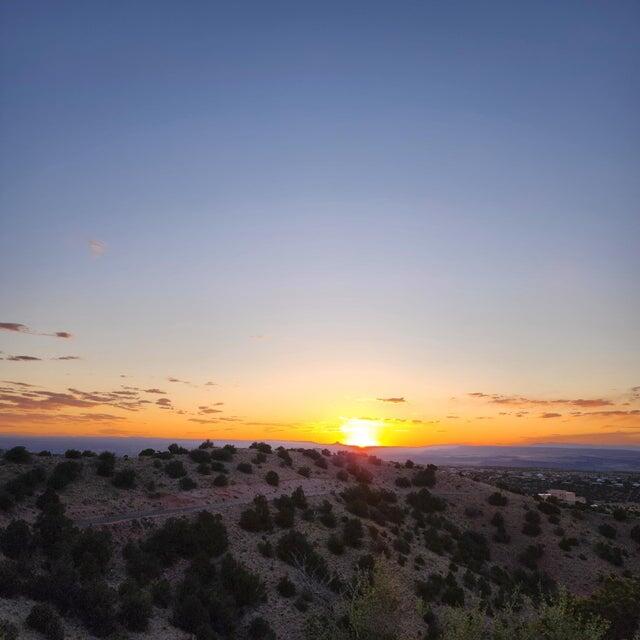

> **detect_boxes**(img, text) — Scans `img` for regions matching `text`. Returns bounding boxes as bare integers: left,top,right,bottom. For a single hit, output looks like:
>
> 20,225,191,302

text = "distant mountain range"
1,435,638,472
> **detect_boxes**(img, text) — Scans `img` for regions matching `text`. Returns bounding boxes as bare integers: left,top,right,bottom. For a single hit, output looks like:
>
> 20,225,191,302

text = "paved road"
75,477,339,527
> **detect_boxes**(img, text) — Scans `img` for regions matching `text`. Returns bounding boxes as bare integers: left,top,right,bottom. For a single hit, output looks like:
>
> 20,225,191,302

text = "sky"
1,1,639,448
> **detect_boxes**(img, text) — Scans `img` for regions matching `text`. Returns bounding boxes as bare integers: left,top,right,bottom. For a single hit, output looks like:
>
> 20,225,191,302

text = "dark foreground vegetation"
0,442,638,640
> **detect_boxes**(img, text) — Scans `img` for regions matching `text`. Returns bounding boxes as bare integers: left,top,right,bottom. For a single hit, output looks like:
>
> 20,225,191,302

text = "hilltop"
0,442,638,640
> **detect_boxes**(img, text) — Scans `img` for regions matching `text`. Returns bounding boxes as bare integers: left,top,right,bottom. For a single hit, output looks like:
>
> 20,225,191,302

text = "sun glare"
340,418,381,447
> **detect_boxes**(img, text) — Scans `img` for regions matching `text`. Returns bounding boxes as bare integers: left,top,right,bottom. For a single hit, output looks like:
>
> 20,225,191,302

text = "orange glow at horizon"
340,418,381,447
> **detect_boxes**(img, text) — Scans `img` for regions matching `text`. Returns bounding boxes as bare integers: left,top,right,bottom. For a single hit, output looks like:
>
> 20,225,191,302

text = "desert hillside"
0,442,638,640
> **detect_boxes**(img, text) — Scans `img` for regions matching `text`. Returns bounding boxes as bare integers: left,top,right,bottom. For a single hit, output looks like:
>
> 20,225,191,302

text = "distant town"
453,466,640,512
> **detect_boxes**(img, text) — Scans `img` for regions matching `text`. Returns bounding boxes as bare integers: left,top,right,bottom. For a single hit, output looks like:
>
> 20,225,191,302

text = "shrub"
630,524,640,545
490,512,505,528
277,575,296,597
189,449,211,464
612,507,627,522
343,517,364,548
252,452,267,464
594,541,624,566
76,579,118,637
265,470,279,486
72,527,113,575
48,460,82,490
439,591,609,640
395,476,411,488
112,468,136,489
247,616,276,640
119,582,153,631
487,492,508,506
251,442,273,454
4,446,31,464
139,448,155,457
197,462,211,475
0,519,32,558
96,452,116,477
237,462,253,474
519,543,545,569
165,460,187,479
179,476,197,491
578,576,640,640
151,579,172,608
277,531,329,579
26,604,64,640
598,523,617,539
220,554,266,606
213,473,228,487
454,530,490,571
240,495,273,532
65,449,82,459
298,466,311,478
327,533,345,555
559,537,579,552
305,565,408,640
0,493,13,512
412,465,437,487
277,448,293,466
258,540,273,558
336,470,349,482
0,619,18,640
292,486,308,509
407,488,446,514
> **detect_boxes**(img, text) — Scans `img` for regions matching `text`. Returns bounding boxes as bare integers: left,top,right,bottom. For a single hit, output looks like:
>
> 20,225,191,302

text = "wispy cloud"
88,239,106,257
377,397,406,403
52,356,81,361
468,392,614,408
0,323,72,339
144,388,166,394
7,355,42,361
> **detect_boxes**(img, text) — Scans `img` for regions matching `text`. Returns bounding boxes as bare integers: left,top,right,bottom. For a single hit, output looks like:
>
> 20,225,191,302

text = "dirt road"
75,477,340,527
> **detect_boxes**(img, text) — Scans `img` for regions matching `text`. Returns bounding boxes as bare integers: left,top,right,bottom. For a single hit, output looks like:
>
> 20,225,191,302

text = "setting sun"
340,418,381,447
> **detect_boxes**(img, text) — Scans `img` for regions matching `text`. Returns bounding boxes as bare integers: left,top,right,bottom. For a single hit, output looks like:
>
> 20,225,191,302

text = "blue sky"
1,1,639,445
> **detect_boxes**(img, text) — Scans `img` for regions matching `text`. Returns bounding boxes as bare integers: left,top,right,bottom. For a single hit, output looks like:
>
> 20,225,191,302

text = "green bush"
151,578,172,608
220,554,266,607
343,517,364,548
438,591,609,640
112,468,136,489
412,465,437,487
118,582,153,631
265,470,279,486
277,575,296,597
4,446,31,464
237,462,253,474
48,460,82,490
240,495,273,532
247,616,276,640
179,476,197,491
598,523,617,539
213,473,228,487
487,492,508,506
0,519,32,558
277,530,329,579
165,460,187,478
0,619,18,640
327,533,345,555
26,604,64,640
594,541,624,566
